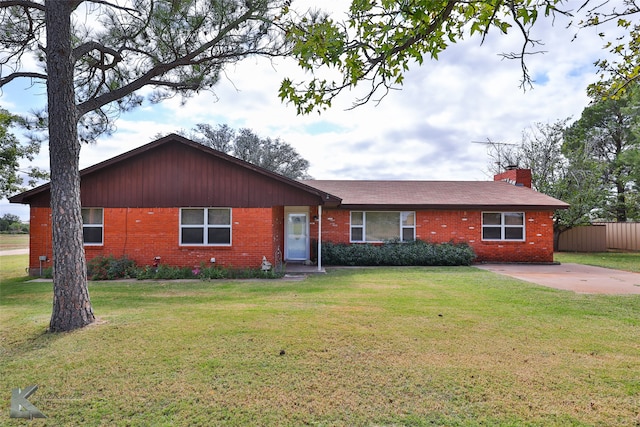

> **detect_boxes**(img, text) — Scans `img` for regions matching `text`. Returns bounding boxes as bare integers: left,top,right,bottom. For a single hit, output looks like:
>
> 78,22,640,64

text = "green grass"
555,251,640,273
1,267,639,426
0,254,29,282
0,233,29,250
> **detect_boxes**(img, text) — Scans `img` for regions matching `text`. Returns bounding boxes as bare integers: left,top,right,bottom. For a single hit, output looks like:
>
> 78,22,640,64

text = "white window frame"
82,207,104,246
180,208,232,246
350,211,416,243
481,212,526,241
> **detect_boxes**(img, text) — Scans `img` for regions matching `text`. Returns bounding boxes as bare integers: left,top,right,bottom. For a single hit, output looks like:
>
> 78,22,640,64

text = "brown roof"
302,180,569,210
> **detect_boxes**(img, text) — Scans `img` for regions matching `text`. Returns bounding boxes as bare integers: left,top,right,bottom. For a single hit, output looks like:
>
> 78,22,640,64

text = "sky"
0,1,622,220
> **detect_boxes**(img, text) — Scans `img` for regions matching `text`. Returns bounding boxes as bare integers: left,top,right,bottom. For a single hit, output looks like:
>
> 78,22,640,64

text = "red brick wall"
29,207,53,273
319,208,556,263
27,206,556,274
28,207,280,273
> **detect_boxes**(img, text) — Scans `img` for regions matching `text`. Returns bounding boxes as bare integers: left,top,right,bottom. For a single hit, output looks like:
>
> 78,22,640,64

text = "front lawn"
0,254,29,282
1,268,638,426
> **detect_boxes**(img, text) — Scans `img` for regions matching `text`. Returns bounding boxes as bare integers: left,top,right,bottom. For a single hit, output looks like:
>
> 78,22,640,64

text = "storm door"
285,213,309,260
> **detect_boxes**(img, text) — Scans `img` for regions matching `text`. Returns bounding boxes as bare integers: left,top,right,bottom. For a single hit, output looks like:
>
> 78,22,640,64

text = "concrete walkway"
476,263,640,295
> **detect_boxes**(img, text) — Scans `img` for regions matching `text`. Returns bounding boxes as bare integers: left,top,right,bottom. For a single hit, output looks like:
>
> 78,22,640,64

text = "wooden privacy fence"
558,222,640,252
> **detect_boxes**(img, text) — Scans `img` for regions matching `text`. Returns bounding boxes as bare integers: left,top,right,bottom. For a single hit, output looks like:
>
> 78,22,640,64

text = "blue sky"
0,1,621,220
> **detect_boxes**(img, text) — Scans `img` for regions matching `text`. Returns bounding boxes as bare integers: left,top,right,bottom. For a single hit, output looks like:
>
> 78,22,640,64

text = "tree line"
0,213,28,234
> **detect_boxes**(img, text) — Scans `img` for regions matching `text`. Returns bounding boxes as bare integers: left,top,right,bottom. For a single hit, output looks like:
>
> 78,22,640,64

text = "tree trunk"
553,226,567,252
616,181,627,222
46,1,95,332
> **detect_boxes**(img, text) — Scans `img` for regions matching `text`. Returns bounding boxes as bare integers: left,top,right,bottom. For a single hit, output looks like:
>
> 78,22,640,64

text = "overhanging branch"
77,5,264,116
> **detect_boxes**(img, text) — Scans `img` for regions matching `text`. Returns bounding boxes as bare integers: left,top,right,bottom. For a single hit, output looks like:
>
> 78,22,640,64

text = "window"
82,208,103,245
350,211,415,242
482,212,525,241
180,208,231,246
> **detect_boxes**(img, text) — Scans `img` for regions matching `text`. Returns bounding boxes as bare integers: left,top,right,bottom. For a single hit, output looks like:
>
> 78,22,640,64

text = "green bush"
135,264,196,280
321,240,476,266
87,255,137,280
134,262,284,280
196,264,283,280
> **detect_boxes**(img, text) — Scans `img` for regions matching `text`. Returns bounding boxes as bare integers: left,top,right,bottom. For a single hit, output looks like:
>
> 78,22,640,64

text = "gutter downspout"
317,205,322,272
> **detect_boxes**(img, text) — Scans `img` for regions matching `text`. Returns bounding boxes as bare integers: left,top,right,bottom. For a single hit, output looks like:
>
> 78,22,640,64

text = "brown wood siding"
30,141,323,208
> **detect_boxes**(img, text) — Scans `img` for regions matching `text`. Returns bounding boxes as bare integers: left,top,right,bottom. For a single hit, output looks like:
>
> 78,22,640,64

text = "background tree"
187,124,311,179
0,213,28,233
0,108,48,199
485,120,606,248
563,86,640,222
0,0,295,332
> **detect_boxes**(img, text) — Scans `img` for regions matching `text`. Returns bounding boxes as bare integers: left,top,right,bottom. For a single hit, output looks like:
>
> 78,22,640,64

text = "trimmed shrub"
321,240,476,266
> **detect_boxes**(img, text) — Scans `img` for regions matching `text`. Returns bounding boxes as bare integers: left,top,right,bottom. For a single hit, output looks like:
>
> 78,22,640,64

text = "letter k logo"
10,385,46,419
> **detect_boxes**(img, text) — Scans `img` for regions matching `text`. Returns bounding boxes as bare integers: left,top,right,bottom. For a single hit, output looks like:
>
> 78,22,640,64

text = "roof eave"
336,204,570,210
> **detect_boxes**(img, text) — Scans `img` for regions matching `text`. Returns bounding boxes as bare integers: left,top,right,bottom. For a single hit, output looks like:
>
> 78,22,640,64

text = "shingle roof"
302,180,569,210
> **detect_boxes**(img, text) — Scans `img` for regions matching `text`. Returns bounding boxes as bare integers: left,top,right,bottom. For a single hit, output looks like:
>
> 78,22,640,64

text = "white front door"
286,213,309,260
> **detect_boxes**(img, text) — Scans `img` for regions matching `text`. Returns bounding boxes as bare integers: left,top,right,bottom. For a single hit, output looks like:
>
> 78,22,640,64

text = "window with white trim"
82,208,103,245
180,208,232,246
350,211,415,242
482,212,525,241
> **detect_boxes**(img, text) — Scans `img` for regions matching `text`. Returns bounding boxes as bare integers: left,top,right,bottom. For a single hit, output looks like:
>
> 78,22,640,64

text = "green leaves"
0,108,48,198
586,8,640,100
321,240,476,266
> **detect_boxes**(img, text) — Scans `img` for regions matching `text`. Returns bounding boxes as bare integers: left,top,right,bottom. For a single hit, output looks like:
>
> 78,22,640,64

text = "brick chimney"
494,168,532,188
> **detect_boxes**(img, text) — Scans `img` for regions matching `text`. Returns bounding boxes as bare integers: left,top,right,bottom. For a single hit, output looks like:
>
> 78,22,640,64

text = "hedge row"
321,240,476,266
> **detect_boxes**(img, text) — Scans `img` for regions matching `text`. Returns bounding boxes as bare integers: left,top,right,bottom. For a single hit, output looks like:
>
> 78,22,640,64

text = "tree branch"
0,0,45,11
82,0,138,14
76,5,261,116
72,41,123,66
0,71,47,87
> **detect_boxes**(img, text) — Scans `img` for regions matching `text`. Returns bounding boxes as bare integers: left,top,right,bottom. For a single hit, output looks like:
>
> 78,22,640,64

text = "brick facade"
314,208,556,263
29,205,556,274
29,206,284,274
28,205,555,274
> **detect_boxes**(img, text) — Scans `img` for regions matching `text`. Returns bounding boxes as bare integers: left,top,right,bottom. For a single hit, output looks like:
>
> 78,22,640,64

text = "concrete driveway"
476,263,640,295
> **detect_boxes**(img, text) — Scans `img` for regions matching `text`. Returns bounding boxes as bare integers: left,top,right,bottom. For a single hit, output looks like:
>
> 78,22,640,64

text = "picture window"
180,208,232,246
482,212,525,241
